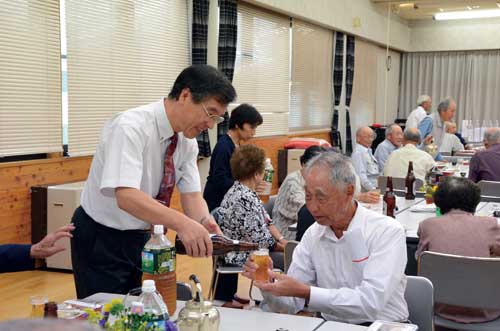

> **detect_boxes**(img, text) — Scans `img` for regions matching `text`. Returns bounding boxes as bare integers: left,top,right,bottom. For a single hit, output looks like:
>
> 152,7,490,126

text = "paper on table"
410,203,436,213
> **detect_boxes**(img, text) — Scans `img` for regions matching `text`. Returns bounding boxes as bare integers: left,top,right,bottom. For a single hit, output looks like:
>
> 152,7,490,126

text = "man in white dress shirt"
374,124,403,173
406,95,432,129
71,65,236,298
351,127,379,191
243,152,409,325
384,128,435,182
439,122,464,154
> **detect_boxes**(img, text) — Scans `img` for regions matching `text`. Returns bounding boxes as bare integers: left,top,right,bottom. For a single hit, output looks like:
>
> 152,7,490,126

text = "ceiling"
372,0,500,20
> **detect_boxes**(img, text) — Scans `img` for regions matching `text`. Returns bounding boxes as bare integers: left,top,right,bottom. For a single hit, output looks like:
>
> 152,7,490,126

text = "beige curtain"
0,0,62,157
232,4,290,137
399,50,500,130
289,18,333,132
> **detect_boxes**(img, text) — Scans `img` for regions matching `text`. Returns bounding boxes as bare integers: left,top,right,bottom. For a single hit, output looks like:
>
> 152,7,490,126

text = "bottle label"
383,201,387,215
146,319,166,331
142,247,176,274
263,169,274,183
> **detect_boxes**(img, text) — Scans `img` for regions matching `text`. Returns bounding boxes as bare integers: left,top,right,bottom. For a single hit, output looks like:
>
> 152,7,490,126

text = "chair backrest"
264,195,277,216
478,180,500,197
404,276,434,331
284,240,299,273
378,176,424,191
419,251,500,309
176,281,192,301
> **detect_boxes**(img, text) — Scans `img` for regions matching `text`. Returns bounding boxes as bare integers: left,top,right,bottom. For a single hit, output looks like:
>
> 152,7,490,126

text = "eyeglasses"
201,102,225,124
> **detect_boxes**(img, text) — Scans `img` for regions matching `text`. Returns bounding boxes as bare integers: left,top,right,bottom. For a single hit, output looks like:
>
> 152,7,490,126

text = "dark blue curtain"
192,0,211,157
345,35,355,156
331,31,344,150
217,0,238,139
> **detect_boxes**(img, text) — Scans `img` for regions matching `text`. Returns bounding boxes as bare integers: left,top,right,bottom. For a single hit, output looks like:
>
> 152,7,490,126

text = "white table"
288,196,423,233
359,196,423,216
397,201,489,240
476,202,500,223
83,294,327,331
315,320,367,330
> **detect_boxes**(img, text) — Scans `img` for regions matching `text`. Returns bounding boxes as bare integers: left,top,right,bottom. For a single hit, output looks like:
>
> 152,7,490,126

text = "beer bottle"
175,234,258,256
405,161,416,200
383,176,396,218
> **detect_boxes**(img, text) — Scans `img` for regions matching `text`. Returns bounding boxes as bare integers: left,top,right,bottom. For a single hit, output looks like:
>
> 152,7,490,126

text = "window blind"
289,19,333,132
0,0,62,157
232,4,290,137
65,0,189,156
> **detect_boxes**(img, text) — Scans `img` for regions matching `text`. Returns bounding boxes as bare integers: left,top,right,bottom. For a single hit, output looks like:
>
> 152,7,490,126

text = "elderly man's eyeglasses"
201,102,225,124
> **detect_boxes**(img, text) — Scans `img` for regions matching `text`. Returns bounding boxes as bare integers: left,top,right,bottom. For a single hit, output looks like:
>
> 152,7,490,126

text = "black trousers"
71,206,150,299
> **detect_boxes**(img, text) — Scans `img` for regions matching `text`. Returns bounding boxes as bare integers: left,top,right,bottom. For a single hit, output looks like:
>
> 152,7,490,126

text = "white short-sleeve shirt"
81,99,201,230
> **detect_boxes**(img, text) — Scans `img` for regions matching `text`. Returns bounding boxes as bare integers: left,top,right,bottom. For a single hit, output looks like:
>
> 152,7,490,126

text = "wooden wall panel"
0,157,93,244
0,130,330,244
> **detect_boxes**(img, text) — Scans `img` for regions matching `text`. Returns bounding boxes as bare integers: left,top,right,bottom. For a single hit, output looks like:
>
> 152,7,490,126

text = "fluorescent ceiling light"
434,9,500,20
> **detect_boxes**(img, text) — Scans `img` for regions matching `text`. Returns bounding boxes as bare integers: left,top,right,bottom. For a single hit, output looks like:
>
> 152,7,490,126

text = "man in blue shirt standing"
418,97,456,160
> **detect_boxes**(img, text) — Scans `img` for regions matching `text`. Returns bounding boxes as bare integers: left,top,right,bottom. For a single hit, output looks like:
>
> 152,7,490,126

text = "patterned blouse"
214,181,276,266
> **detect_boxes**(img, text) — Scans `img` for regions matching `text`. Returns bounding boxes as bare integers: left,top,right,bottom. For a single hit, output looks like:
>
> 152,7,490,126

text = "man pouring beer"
71,65,236,299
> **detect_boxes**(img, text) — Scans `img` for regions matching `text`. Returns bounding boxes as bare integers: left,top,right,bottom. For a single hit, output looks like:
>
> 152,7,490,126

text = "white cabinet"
46,181,85,270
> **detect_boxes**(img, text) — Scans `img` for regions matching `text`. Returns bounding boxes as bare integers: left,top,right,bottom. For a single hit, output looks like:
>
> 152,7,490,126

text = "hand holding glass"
252,248,270,282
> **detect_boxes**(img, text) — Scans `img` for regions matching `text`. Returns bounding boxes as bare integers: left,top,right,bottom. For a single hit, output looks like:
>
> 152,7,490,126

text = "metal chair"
284,240,299,273
405,276,434,331
263,195,277,216
478,180,500,198
378,176,424,191
419,251,500,331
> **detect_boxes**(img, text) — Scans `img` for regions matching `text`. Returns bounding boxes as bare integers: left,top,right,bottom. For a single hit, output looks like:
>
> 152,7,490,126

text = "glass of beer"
30,295,48,318
252,248,270,282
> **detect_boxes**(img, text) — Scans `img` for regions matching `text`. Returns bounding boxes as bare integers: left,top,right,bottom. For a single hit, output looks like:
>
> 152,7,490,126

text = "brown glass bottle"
175,234,259,256
405,161,416,200
383,176,396,218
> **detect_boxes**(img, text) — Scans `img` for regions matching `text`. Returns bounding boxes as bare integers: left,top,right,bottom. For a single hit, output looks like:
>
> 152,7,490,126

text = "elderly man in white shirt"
374,124,403,173
242,152,409,325
351,127,379,191
406,95,432,129
384,128,435,182
439,122,464,154
71,65,236,299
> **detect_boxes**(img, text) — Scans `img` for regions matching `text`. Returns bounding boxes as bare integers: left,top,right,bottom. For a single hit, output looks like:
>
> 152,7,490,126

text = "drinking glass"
30,295,48,318
252,248,270,282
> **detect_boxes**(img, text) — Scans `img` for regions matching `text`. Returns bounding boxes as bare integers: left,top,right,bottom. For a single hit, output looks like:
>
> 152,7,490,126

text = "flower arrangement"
84,298,177,331
422,184,438,204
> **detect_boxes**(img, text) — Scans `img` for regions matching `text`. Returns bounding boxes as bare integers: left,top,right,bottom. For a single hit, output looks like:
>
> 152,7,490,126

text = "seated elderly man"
374,124,403,173
469,127,500,183
439,122,464,154
416,177,500,323
351,127,379,192
273,146,380,240
384,128,435,182
243,152,409,325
